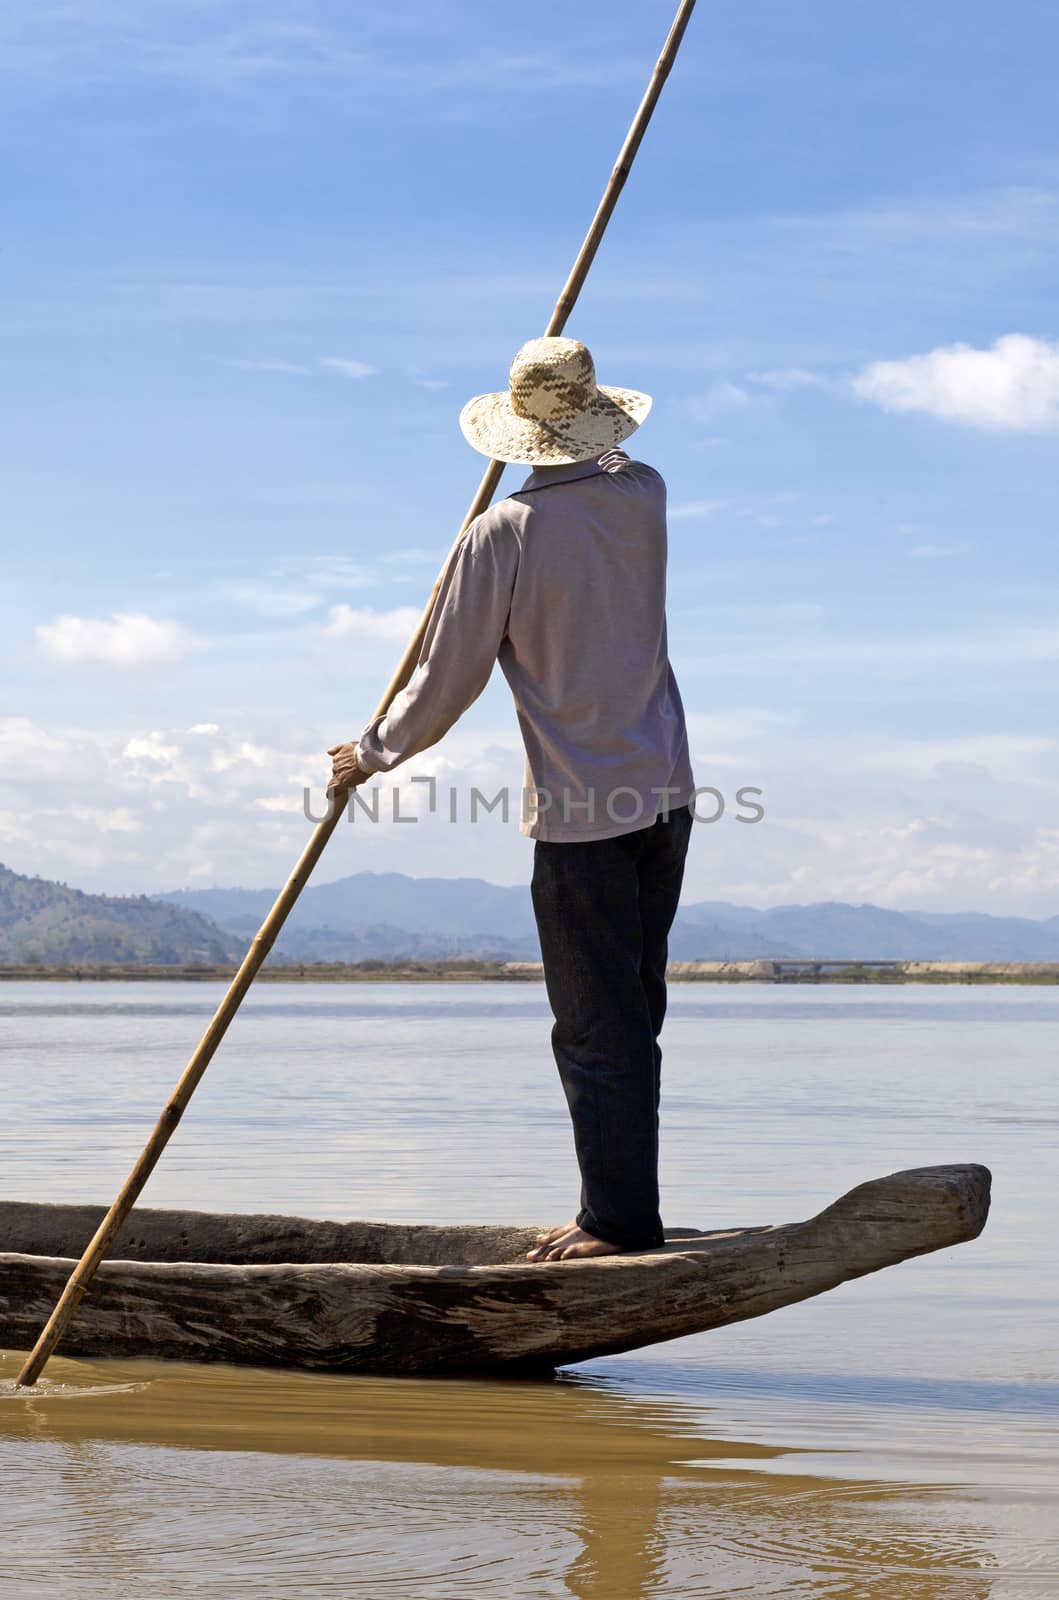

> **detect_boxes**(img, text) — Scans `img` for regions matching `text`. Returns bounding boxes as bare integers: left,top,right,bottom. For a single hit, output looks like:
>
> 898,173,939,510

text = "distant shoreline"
2,960,1058,984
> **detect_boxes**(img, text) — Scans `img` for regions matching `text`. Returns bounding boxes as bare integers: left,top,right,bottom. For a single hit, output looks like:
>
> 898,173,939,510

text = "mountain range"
5,860,1059,965
0,862,239,965
164,872,1059,963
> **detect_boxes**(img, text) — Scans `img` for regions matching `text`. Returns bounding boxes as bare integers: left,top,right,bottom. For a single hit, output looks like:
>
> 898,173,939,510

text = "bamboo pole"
15,0,697,1388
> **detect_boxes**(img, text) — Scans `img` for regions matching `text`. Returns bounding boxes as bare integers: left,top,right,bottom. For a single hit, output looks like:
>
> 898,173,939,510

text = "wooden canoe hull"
0,1164,990,1375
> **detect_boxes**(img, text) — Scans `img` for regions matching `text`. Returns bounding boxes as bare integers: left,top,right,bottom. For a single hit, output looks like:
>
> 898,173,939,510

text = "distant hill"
5,860,1058,967
0,863,240,965
164,871,1059,962
162,873,541,962
676,900,1059,960
164,873,537,944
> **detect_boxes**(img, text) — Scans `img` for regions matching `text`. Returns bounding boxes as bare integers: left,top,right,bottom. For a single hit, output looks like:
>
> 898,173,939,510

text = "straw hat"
459,336,652,466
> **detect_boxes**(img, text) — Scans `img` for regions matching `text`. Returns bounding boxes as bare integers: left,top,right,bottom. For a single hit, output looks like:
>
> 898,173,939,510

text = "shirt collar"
516,458,606,494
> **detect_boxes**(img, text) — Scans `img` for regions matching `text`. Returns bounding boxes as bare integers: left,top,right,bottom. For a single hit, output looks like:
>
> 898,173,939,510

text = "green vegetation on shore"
2,960,1057,984
0,960,531,983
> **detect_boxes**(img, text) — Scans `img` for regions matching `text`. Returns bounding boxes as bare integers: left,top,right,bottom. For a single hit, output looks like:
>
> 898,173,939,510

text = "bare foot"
526,1224,622,1262
530,1218,578,1250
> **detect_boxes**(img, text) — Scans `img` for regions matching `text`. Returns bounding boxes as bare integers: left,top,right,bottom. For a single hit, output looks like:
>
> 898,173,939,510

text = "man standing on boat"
328,336,694,1260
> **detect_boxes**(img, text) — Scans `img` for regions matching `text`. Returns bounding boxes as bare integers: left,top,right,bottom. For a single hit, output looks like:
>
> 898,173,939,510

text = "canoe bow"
0,1163,990,1375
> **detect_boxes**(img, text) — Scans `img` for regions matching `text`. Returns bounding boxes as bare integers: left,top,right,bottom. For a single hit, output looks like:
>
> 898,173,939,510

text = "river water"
1,981,1056,1598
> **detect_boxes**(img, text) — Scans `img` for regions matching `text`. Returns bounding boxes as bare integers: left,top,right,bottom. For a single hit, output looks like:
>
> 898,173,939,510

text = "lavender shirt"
356,449,694,841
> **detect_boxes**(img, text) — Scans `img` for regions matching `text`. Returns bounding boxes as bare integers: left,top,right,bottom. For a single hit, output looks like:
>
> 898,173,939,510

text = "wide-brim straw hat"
459,336,652,466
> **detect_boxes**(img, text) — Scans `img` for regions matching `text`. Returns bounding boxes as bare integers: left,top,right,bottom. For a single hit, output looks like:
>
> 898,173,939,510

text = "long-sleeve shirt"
355,449,694,842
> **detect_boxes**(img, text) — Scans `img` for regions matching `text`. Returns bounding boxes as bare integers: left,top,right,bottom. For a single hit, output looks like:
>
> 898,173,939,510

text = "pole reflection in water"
0,1352,1025,1598
3,982,1058,1595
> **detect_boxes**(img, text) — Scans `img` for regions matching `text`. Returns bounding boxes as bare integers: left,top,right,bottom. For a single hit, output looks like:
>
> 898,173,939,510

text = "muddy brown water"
1,982,1056,1597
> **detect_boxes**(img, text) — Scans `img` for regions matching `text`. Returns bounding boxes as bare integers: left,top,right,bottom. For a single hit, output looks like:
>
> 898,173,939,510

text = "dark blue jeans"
530,804,693,1251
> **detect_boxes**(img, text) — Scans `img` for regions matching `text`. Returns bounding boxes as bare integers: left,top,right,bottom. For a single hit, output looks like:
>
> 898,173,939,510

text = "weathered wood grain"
0,1163,990,1376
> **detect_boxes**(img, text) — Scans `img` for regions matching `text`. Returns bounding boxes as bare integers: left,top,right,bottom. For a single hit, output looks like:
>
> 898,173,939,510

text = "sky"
2,0,1058,913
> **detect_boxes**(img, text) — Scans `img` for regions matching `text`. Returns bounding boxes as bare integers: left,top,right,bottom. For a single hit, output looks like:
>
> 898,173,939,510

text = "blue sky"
2,0,1058,911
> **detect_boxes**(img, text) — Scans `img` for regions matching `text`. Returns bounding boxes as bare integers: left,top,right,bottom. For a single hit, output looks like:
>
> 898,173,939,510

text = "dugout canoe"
0,1163,990,1377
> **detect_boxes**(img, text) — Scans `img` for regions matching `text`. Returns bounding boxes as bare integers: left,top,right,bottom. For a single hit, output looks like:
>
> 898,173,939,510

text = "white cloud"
721,601,828,623
307,555,389,589
36,612,201,667
319,357,377,380
0,717,330,887
213,557,436,624
669,491,799,523
209,741,272,773
122,732,202,793
750,367,829,390
852,334,1059,432
0,7,646,98
678,617,1059,678
668,499,731,521
856,732,1054,777
689,382,751,423
380,547,446,568
934,759,992,782
123,733,180,766
255,794,307,814
2,712,1059,913
225,581,322,617
226,358,310,375
908,541,972,559
70,805,139,834
324,604,423,643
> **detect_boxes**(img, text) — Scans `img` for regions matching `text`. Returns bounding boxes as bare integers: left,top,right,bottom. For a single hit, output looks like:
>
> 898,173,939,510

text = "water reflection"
3,981,1057,1596
0,1351,1021,1598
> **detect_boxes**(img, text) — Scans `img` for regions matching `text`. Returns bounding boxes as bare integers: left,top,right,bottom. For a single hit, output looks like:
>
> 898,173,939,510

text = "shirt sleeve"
355,515,520,774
